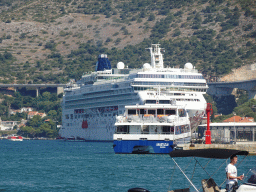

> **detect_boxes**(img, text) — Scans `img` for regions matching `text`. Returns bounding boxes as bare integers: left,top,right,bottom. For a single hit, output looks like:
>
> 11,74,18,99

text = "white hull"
9,139,23,141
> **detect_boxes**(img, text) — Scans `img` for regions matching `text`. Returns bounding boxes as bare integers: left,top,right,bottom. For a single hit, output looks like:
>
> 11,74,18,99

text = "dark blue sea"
0,140,255,192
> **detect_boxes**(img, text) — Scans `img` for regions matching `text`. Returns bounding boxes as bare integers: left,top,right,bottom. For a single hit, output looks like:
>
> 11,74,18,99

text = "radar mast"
148,44,164,69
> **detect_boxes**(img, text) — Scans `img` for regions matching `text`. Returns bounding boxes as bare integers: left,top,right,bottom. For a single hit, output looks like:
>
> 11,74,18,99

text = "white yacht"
59,44,208,141
113,103,191,154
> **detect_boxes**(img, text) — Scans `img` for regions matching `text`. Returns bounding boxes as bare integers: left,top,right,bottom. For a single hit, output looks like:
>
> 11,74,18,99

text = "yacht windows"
142,125,149,134
140,109,145,114
145,100,156,104
148,110,155,115
159,100,170,104
162,126,171,134
116,125,129,133
166,109,176,115
157,109,164,115
128,109,136,115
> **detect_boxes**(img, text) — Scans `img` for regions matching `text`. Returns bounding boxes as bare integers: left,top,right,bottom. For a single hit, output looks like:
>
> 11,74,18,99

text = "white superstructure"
113,104,191,154
59,44,208,141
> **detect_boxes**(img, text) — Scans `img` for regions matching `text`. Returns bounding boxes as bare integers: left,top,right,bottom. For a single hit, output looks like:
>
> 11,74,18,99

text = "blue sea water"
0,140,255,192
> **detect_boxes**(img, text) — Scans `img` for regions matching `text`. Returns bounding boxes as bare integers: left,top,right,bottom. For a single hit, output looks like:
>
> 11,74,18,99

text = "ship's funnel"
95,54,111,71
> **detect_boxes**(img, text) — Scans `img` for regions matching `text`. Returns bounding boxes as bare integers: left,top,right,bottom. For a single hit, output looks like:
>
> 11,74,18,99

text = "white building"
198,122,256,143
0,118,19,130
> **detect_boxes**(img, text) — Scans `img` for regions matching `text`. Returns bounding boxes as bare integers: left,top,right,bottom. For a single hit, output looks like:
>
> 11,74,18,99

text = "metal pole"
253,127,255,142
233,113,236,143
172,158,199,192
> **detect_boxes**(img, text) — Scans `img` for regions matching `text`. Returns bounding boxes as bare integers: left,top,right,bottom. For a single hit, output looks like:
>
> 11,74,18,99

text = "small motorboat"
127,149,256,192
7,135,23,141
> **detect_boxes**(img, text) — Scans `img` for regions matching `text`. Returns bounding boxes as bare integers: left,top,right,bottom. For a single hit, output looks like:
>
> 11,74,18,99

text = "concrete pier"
179,143,256,155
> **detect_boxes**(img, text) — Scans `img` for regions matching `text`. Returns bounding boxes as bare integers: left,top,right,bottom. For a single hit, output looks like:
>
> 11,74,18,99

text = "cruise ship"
59,44,208,141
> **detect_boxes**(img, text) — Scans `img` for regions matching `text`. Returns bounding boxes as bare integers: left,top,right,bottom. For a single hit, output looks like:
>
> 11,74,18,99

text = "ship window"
179,109,186,117
140,109,145,114
159,100,169,104
148,110,155,115
166,109,176,115
116,125,129,133
157,109,164,115
162,126,170,133
142,125,149,133
146,100,156,104
70,114,73,119
128,109,136,115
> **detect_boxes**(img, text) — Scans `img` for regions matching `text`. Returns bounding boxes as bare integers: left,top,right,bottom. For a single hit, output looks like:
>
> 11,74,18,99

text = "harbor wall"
179,143,256,155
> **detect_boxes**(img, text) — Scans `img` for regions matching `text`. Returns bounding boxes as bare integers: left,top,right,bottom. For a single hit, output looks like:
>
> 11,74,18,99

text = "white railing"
115,115,189,124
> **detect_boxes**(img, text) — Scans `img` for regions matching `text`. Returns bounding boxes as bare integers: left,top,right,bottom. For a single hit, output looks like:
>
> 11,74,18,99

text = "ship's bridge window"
140,109,145,114
128,109,136,115
157,109,164,115
148,110,155,115
166,109,176,115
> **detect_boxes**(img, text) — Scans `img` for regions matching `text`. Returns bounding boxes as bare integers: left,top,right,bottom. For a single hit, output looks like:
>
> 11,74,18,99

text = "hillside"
0,0,255,84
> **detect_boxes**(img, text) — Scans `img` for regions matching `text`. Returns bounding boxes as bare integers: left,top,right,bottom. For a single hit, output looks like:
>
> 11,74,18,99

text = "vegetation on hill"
0,0,255,84
0,90,62,138
0,0,256,133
